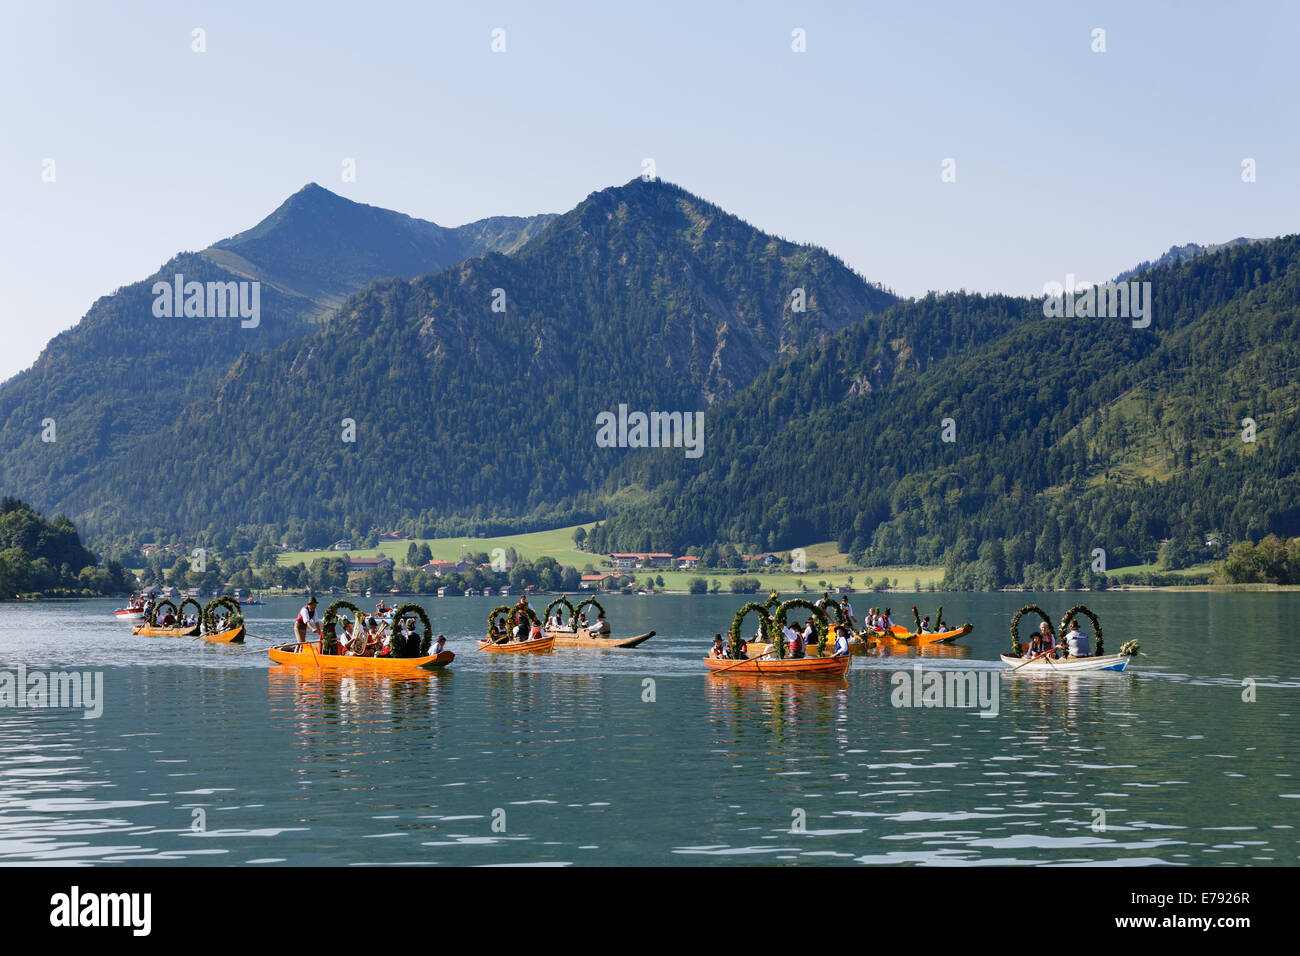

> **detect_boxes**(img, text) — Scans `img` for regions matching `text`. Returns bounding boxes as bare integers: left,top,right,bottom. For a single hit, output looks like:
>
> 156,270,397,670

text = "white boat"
1000,653,1131,673
114,608,146,621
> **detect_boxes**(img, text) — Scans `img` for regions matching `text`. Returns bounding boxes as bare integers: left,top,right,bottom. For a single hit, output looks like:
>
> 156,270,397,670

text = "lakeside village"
117,536,868,603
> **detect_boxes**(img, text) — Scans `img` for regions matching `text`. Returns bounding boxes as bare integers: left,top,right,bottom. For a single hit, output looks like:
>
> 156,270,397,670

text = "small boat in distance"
860,623,972,646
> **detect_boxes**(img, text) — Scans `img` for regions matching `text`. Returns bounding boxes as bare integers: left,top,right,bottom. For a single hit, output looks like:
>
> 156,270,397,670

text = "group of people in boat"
545,609,609,636
1022,618,1092,659
710,619,852,660
814,592,857,628
293,595,447,657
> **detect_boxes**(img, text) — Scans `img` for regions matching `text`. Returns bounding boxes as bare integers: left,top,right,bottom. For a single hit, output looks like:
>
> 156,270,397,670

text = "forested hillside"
0,184,553,534
595,237,1300,587
78,179,894,543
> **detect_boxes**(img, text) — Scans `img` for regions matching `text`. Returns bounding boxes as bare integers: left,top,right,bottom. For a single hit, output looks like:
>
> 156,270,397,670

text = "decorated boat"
198,596,245,643
543,596,654,648
706,599,851,676
857,605,971,645
269,642,453,671
269,600,451,669
1002,603,1137,674
131,598,200,637
704,654,850,676
860,623,972,645
999,652,1131,673
481,604,555,652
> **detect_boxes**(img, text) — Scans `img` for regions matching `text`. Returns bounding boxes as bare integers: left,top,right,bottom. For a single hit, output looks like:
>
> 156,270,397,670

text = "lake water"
0,591,1296,866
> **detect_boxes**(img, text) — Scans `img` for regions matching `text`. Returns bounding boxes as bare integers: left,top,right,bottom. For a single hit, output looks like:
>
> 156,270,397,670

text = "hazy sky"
2,1,1296,380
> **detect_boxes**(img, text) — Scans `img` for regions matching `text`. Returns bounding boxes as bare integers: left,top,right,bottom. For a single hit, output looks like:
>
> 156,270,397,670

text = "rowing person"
433,634,448,657
832,625,851,657
920,615,932,633
589,615,610,637
294,596,322,645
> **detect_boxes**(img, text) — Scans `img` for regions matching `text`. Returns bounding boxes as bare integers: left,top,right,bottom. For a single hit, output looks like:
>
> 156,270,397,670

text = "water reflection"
704,676,850,745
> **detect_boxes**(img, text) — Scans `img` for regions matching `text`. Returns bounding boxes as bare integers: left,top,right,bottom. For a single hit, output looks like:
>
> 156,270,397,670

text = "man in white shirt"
782,622,800,653
294,596,322,644
1064,619,1092,657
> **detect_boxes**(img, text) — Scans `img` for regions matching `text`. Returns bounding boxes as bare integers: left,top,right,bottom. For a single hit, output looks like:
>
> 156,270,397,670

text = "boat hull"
269,642,453,670
115,610,146,621
479,634,555,653
132,624,199,637
546,628,654,649
201,625,246,644
999,653,1130,673
703,655,851,676
862,623,972,645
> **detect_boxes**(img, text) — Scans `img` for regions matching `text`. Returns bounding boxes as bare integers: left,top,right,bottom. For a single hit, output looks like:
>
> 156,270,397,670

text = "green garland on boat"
507,604,540,632
544,596,576,626
177,598,203,625
911,605,922,633
730,602,775,660
574,596,604,624
822,600,846,626
487,605,511,636
148,599,178,627
1059,605,1103,655
322,599,363,654
774,598,830,655
1009,604,1053,655
218,596,244,632
1120,639,1139,656
390,603,433,657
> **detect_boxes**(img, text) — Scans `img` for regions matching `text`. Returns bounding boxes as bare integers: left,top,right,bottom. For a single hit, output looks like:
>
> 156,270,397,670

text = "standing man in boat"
839,595,856,627
294,596,323,645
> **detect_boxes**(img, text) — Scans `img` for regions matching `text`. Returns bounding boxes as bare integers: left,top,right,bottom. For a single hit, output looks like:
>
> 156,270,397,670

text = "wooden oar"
239,641,298,655
711,649,776,673
1011,649,1056,671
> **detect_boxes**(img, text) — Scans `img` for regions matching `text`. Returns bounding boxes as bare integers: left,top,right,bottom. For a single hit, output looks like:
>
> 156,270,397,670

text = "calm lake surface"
0,591,1296,866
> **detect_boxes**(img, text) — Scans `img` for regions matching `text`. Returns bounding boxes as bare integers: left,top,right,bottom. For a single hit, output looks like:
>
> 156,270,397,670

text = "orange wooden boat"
479,633,555,653
703,654,850,676
861,623,971,645
199,624,245,644
132,623,199,637
269,641,453,670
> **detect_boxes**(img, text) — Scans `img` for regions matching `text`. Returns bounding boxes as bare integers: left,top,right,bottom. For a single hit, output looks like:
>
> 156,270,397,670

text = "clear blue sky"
2,0,1296,380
